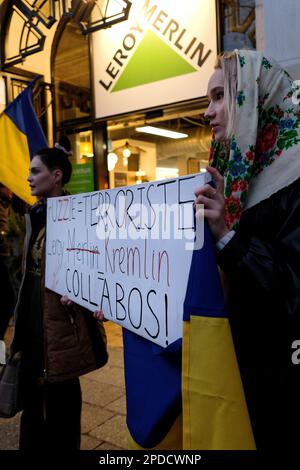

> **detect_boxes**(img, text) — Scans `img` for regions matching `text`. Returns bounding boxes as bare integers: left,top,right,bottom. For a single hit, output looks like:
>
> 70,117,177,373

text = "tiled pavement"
0,322,127,450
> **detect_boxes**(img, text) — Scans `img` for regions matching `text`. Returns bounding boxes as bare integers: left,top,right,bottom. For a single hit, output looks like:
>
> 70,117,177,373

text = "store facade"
0,0,258,194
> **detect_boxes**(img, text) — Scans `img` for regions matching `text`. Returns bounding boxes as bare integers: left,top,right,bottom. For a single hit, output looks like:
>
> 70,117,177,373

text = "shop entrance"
106,105,212,188
52,18,95,193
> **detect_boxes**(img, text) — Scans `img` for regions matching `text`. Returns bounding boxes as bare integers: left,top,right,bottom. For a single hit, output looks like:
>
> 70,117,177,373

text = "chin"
214,133,227,143
31,189,42,198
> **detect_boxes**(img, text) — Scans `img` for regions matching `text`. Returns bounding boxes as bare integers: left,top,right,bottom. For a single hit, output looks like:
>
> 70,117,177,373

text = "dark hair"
35,147,72,185
58,135,72,154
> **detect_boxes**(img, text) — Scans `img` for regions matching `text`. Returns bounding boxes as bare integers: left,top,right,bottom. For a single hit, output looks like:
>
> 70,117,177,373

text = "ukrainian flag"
123,329,182,449
182,222,255,449
0,77,47,204
123,222,255,450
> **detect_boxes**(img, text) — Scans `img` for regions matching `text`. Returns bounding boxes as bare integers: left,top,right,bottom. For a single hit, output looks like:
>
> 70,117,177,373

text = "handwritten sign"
45,172,209,347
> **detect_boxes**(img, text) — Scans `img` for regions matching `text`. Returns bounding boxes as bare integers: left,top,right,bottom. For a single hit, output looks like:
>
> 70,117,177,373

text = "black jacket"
12,201,108,382
217,176,300,450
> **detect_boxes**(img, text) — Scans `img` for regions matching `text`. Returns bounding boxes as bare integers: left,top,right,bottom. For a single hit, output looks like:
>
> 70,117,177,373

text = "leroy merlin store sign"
92,0,217,119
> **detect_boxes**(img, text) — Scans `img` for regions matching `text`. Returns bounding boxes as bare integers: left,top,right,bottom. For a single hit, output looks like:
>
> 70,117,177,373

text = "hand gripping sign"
45,172,209,347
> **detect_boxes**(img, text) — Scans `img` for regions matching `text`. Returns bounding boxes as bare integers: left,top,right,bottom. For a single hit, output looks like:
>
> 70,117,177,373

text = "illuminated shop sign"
92,0,217,118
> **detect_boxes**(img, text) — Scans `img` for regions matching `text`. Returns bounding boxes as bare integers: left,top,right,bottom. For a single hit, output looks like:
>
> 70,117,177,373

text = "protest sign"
45,172,209,347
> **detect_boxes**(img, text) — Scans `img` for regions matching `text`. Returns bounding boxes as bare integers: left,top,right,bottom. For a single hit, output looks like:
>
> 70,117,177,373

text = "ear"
53,168,63,185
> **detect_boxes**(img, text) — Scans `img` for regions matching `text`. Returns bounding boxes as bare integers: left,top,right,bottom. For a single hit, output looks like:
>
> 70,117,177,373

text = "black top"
19,202,46,378
217,176,300,450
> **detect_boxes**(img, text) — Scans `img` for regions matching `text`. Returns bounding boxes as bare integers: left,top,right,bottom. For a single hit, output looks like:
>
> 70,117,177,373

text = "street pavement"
0,322,127,450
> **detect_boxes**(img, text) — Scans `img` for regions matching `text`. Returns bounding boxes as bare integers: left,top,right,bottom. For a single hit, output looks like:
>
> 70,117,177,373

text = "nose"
204,101,215,121
27,174,32,183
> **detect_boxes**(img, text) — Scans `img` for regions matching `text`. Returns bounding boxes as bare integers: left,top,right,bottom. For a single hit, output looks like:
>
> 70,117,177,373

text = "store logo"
99,0,212,93
112,29,196,92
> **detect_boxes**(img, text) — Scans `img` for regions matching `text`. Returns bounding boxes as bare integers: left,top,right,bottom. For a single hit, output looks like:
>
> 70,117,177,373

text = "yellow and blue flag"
182,222,255,449
0,77,47,204
123,222,255,450
123,329,182,449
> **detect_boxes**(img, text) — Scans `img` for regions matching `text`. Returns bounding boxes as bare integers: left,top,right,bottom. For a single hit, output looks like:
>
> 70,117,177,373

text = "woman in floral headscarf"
195,49,300,450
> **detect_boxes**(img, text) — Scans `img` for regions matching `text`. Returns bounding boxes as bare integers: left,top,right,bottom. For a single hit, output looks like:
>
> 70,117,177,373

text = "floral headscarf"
209,49,300,230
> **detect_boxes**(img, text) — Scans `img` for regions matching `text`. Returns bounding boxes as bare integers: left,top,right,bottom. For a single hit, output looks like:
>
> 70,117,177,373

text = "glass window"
221,0,256,51
64,130,95,194
107,110,211,188
53,19,94,195
53,20,91,127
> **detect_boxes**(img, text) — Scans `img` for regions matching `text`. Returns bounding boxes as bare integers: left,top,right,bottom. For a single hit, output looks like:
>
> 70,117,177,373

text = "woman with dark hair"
195,50,300,450
11,144,108,450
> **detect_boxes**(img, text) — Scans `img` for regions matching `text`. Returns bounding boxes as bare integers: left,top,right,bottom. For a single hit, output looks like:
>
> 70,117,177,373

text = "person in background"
195,50,300,450
6,195,26,301
0,185,15,343
11,142,108,450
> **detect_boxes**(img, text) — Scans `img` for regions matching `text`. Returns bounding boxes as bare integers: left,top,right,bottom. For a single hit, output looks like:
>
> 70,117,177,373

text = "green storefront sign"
65,162,94,194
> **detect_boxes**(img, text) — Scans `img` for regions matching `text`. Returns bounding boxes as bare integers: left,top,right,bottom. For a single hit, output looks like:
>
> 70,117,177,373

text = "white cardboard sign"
45,172,209,347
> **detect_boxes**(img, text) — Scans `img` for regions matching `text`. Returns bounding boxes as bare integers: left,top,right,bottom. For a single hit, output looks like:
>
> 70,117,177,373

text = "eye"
215,91,224,100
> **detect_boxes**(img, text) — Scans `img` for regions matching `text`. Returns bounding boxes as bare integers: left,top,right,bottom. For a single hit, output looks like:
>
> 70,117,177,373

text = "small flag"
0,77,47,204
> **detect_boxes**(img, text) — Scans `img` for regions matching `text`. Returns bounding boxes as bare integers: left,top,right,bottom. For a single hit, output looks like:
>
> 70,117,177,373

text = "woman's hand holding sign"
194,166,229,242
93,309,107,321
61,295,106,321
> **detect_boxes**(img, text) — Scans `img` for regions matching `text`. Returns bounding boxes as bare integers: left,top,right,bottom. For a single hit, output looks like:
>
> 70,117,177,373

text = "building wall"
256,0,300,78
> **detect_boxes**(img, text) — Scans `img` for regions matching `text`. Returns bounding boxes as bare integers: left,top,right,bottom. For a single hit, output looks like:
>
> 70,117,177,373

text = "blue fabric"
5,76,47,159
183,222,227,321
123,329,182,448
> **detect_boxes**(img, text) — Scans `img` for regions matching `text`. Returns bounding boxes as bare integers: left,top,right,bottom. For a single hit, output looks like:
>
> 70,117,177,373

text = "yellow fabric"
182,316,256,450
182,320,192,449
128,414,183,450
0,113,36,204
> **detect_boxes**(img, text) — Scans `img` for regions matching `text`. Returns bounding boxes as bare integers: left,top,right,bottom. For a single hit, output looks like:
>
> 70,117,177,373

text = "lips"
211,123,220,132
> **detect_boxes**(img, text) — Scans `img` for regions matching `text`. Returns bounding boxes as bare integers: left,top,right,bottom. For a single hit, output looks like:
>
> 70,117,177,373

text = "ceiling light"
122,147,131,158
122,142,131,158
107,152,118,171
136,126,188,139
